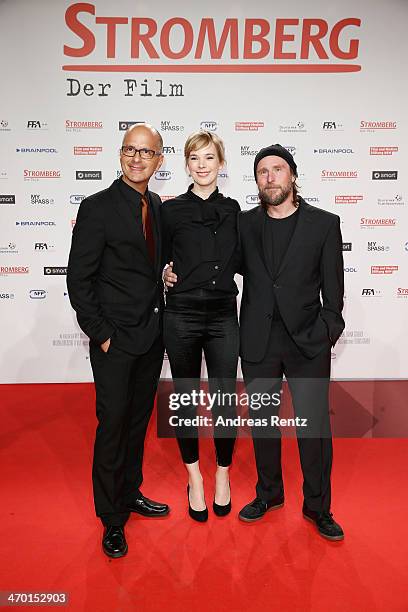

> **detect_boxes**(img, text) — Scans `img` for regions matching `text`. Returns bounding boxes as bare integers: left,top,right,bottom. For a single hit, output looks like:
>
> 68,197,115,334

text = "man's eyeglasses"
120,146,161,160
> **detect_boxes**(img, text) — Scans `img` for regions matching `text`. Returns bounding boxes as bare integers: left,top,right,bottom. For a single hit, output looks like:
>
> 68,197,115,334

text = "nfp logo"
70,194,86,204
246,194,260,205
29,290,47,299
155,170,172,180
200,121,218,132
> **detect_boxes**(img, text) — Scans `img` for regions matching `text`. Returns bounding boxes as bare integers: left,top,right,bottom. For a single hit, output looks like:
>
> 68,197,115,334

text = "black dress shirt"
161,185,240,295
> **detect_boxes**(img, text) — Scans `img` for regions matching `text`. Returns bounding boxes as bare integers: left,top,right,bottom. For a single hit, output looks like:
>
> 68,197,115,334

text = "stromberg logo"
17,147,58,154
367,241,390,252
30,194,55,205
372,171,398,180
74,146,102,155
76,171,102,180
0,266,29,275
279,122,306,133
360,121,397,131
370,146,398,156
119,121,144,131
70,194,86,204
321,170,358,179
235,122,264,132
200,121,218,131
155,170,172,180
0,293,15,299
344,267,357,272
16,221,56,227
26,121,48,130
361,288,381,297
29,290,47,299
246,194,260,205
0,195,16,204
66,120,103,130
160,121,184,132
24,170,61,179
360,218,396,227
342,243,352,251
322,121,344,130
241,146,258,156
371,265,398,275
314,148,353,154
397,288,408,298
0,120,11,131
44,267,67,275
335,195,363,204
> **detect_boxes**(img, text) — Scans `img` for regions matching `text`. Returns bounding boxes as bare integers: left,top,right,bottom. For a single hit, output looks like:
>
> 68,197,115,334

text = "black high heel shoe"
213,482,231,517
187,484,208,522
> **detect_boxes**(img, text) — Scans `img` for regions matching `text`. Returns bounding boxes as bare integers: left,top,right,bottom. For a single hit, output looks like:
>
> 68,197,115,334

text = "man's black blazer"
67,179,163,356
238,197,345,362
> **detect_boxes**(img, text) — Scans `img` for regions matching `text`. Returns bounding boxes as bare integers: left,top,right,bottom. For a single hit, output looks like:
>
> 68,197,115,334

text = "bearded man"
237,145,345,540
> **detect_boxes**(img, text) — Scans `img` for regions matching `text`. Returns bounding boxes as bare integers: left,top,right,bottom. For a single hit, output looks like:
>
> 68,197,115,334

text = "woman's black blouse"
161,185,241,296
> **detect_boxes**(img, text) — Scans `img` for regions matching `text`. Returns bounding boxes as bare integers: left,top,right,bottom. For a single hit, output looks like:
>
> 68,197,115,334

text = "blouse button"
212,280,216,285
214,265,219,270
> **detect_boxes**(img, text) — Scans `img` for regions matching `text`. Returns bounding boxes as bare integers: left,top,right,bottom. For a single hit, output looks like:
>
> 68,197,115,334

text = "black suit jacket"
238,198,345,361
67,179,163,355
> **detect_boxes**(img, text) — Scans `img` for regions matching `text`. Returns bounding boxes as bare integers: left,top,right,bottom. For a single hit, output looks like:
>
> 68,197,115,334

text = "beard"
259,180,293,208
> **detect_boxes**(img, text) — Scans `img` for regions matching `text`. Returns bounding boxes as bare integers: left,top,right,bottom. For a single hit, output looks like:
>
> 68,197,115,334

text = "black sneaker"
239,496,284,522
303,505,344,541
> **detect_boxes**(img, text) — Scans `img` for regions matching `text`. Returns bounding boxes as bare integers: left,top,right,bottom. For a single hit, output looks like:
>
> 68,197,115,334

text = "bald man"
67,123,169,558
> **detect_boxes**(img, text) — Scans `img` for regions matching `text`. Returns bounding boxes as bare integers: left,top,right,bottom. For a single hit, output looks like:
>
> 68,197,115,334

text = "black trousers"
89,335,164,526
241,321,333,514
164,292,239,466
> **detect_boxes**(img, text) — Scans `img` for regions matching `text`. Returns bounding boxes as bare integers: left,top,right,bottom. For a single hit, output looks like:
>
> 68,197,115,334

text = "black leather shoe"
102,526,128,558
239,496,284,522
188,485,208,522
303,504,344,541
127,493,170,517
213,482,231,517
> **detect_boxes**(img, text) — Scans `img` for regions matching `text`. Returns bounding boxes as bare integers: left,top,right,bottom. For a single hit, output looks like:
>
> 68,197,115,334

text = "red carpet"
1,383,407,611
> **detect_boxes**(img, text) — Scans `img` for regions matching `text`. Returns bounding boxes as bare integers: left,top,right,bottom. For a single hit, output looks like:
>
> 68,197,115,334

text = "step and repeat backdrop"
0,0,407,383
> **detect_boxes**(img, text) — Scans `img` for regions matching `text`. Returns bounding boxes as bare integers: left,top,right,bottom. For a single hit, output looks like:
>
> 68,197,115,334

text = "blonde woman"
162,131,240,522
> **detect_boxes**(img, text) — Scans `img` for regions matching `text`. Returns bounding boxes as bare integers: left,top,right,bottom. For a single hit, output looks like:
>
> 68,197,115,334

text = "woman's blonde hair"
184,130,226,164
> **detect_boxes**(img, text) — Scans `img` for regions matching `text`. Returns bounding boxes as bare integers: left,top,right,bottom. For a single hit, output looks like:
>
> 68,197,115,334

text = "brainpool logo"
304,196,320,204
200,121,218,131
16,220,56,227
155,170,172,180
314,147,353,154
17,147,58,154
